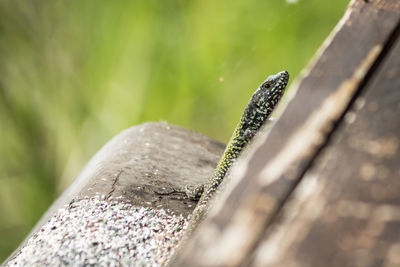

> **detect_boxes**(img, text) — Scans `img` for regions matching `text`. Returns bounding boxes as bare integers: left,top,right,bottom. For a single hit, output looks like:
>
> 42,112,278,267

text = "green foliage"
0,0,348,261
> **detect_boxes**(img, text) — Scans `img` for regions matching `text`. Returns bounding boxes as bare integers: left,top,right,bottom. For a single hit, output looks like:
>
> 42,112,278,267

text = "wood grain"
170,0,400,266
250,26,400,267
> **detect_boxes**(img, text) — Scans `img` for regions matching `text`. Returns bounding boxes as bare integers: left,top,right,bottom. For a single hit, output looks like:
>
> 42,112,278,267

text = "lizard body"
187,70,289,228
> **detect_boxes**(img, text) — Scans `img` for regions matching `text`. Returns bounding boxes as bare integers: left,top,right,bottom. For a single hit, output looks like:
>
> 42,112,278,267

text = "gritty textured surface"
3,122,224,265
7,196,188,267
77,122,225,217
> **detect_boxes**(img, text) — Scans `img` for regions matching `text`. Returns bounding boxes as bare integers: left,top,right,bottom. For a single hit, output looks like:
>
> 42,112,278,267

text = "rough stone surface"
75,122,225,217
4,122,225,266
7,197,188,267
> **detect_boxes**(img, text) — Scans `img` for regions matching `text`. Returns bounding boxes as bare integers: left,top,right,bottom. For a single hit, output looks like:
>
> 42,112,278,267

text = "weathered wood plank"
171,0,400,266
250,24,400,267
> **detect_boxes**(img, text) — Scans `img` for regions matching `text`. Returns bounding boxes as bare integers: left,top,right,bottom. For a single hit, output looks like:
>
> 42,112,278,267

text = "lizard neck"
201,70,289,203
202,106,269,199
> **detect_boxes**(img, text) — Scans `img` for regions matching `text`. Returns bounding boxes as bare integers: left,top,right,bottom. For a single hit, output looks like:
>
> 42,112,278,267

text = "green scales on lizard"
186,70,289,226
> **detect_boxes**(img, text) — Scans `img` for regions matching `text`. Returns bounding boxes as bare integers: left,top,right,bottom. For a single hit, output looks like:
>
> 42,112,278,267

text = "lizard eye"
263,82,272,89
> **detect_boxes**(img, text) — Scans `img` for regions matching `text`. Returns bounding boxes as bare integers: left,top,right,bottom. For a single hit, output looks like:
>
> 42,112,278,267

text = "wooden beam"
170,0,400,266
249,26,400,267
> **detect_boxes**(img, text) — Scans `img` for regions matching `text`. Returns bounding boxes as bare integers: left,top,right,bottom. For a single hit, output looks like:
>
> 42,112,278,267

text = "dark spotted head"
248,71,289,116
252,70,289,110
239,71,289,139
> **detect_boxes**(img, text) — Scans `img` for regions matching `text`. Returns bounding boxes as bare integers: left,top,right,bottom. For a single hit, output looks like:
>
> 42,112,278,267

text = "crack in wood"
106,170,124,200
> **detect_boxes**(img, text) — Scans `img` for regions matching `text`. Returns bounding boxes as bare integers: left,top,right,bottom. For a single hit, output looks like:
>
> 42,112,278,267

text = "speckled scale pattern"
192,71,289,208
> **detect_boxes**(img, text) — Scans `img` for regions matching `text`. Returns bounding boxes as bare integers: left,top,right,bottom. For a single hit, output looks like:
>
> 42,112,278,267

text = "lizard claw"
184,184,204,201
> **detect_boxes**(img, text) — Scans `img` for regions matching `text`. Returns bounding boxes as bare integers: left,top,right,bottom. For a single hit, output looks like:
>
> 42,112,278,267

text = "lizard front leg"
184,184,204,201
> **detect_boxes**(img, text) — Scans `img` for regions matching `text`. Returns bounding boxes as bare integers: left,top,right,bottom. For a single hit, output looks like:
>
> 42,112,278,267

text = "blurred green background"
0,0,348,262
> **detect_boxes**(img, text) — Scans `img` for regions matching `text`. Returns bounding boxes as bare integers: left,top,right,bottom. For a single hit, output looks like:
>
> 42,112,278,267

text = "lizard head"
250,70,289,116
260,70,289,98
240,71,289,138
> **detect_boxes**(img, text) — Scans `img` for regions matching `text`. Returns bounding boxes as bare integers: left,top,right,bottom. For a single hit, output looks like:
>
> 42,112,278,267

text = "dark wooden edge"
248,23,400,267
170,0,400,266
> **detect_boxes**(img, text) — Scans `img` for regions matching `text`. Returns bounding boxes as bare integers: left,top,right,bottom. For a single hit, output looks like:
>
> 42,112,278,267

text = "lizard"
185,70,289,231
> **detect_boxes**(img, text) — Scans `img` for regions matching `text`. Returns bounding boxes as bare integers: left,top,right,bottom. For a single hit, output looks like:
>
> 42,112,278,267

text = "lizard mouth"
259,71,289,105
268,71,289,101
277,70,289,85
267,70,289,91
259,71,289,93
240,70,289,126
242,71,290,131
